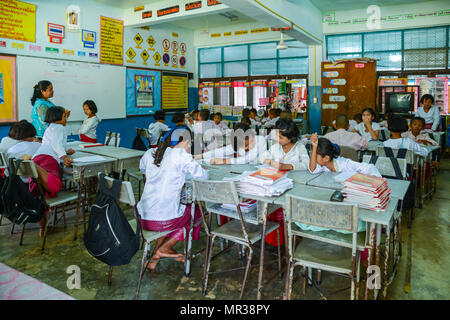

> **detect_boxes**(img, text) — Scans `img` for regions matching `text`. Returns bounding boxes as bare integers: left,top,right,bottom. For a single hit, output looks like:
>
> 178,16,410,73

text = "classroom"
0,0,449,304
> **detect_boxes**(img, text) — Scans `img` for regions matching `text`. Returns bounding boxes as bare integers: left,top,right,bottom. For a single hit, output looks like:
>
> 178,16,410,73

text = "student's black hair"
17,120,37,140
192,110,199,114
172,112,185,124
411,116,425,127
353,113,362,122
240,117,251,126
274,109,282,117
420,94,434,104
31,80,52,106
250,108,257,114
242,108,251,118
154,110,165,121
214,112,223,119
8,122,20,139
335,114,349,129
44,106,65,124
388,114,408,133
275,118,299,143
153,127,191,167
361,107,377,121
233,123,253,152
83,100,98,114
199,109,210,121
317,138,341,160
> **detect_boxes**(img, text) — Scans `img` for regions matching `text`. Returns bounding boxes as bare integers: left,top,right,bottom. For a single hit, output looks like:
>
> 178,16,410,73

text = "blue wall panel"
308,86,321,134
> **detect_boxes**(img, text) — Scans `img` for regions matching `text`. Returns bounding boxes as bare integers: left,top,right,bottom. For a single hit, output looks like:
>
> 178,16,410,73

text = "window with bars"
326,26,450,71
199,40,308,78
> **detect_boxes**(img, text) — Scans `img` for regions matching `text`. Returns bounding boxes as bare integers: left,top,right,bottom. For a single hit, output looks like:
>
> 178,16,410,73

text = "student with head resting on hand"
148,110,170,148
352,107,380,141
137,127,208,270
325,114,369,150
7,120,41,160
22,106,75,237
195,123,267,165
415,94,440,131
0,122,20,153
79,100,100,143
30,80,55,138
259,118,309,171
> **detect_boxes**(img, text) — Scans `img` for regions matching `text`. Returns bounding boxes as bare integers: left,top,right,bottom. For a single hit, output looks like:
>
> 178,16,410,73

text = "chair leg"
41,210,52,254
277,228,281,274
19,223,26,246
202,235,215,296
135,241,150,300
239,247,253,300
302,267,307,296
0,214,3,225
10,223,15,235
286,262,296,300
62,207,67,229
108,266,113,286
317,270,322,284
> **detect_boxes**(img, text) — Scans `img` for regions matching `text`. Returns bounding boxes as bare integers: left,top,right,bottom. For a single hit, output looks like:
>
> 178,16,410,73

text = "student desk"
200,162,258,173
287,170,321,185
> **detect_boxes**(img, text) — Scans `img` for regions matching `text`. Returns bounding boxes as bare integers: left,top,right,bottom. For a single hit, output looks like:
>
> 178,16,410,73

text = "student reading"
79,100,100,143
30,80,55,137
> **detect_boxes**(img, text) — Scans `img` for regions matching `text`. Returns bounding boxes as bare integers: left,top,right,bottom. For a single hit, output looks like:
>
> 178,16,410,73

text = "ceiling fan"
272,24,303,50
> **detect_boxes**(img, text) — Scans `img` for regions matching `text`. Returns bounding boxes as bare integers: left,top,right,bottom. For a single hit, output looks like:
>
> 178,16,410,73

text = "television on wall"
385,92,414,113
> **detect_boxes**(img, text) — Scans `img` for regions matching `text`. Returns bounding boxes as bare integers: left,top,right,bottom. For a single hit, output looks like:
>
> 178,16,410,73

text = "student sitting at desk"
137,127,207,270
7,120,41,160
352,107,380,141
79,100,100,143
185,109,199,129
194,109,220,151
264,108,281,128
259,118,309,171
325,114,369,150
213,112,229,132
0,122,20,153
332,113,360,132
195,123,266,165
249,108,261,126
148,111,170,148
172,112,189,128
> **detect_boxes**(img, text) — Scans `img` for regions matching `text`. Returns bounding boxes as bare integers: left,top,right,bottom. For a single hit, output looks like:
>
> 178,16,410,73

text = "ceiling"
92,0,157,9
305,0,430,12
168,10,257,30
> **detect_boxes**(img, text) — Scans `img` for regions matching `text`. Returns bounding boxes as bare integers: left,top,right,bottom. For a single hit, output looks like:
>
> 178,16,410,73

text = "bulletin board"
126,67,161,116
161,71,188,112
0,55,17,123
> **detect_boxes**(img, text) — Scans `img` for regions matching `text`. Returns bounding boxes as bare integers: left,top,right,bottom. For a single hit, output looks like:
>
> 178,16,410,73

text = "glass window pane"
279,41,308,57
251,59,277,75
199,63,221,78
364,51,402,71
279,58,308,75
404,48,446,70
199,47,221,63
224,45,248,61
224,61,248,77
220,88,229,105
234,87,247,107
364,31,402,52
250,42,277,59
404,27,446,49
327,35,362,54
253,87,267,108
327,53,362,61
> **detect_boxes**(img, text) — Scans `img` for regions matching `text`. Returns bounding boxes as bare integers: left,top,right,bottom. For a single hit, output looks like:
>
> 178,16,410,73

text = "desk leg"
383,223,391,299
365,223,376,300
73,180,82,241
185,202,195,277
374,224,382,300
257,203,268,300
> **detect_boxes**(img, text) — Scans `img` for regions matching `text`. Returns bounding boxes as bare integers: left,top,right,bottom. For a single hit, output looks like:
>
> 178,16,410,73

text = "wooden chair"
284,195,363,300
192,179,281,299
16,160,80,253
105,131,121,147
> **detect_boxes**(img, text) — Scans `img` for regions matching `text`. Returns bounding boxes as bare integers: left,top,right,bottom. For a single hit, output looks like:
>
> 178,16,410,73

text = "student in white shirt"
415,94,441,131
7,120,41,160
260,118,309,171
79,100,100,143
137,127,208,270
148,110,170,148
212,112,229,132
264,108,281,128
196,123,267,165
194,109,218,151
352,107,380,141
383,114,428,158
0,123,20,153
249,108,261,126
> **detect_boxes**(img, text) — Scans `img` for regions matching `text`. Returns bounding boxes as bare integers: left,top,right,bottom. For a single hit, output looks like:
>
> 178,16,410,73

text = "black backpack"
132,134,147,151
0,158,45,225
84,174,141,266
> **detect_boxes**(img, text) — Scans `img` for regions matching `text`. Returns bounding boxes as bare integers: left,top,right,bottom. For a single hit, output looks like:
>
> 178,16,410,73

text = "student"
137,127,207,270
249,108,261,126
333,114,360,132
378,112,392,129
148,111,170,148
415,94,440,131
353,113,362,125
240,117,251,127
299,134,379,233
196,123,267,165
325,114,369,150
7,120,41,160
242,108,251,122
185,109,200,128
30,80,55,137
352,107,380,141
194,109,217,151
172,112,188,128
402,117,438,146
264,109,281,128
25,107,74,236
280,110,292,120
0,122,20,153
259,118,309,171
383,114,428,158
212,112,228,132
79,100,100,143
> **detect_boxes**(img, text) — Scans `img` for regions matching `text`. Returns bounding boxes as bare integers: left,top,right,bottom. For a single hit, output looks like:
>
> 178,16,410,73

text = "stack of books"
342,173,391,211
221,199,257,213
234,167,293,197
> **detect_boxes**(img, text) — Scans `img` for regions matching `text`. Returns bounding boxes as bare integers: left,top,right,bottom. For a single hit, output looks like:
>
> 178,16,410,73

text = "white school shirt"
309,156,381,177
213,121,229,133
0,136,19,153
202,135,267,165
354,122,381,141
383,137,428,158
7,141,41,160
250,118,261,126
148,121,170,145
264,117,280,128
137,147,208,221
33,123,68,163
195,120,220,151
79,116,100,139
259,141,310,171
415,106,440,131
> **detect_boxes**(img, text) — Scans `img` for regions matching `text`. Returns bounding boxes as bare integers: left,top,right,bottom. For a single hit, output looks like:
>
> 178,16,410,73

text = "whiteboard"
17,56,126,122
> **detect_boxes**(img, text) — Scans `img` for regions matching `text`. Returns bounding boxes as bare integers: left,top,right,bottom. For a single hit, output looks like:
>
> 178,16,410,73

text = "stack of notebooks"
226,167,293,197
221,199,257,213
342,173,391,211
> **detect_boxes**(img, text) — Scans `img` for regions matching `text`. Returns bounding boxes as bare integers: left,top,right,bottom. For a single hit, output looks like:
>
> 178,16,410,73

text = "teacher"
30,80,55,137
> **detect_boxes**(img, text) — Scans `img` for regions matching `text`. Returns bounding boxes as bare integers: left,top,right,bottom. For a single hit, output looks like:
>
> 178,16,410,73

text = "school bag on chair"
132,132,147,151
0,158,45,225
84,174,141,266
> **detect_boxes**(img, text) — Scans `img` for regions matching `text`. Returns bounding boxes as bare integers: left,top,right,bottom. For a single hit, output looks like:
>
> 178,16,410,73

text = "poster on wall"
66,5,81,32
0,55,17,123
126,68,161,116
100,16,124,65
135,75,154,108
415,77,448,114
162,72,188,112
0,0,36,42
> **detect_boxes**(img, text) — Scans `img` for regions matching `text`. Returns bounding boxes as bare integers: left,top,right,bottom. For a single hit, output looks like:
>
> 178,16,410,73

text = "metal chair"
362,155,407,179
16,160,80,253
284,195,362,300
192,179,281,299
0,152,7,226
105,131,121,147
339,146,359,162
